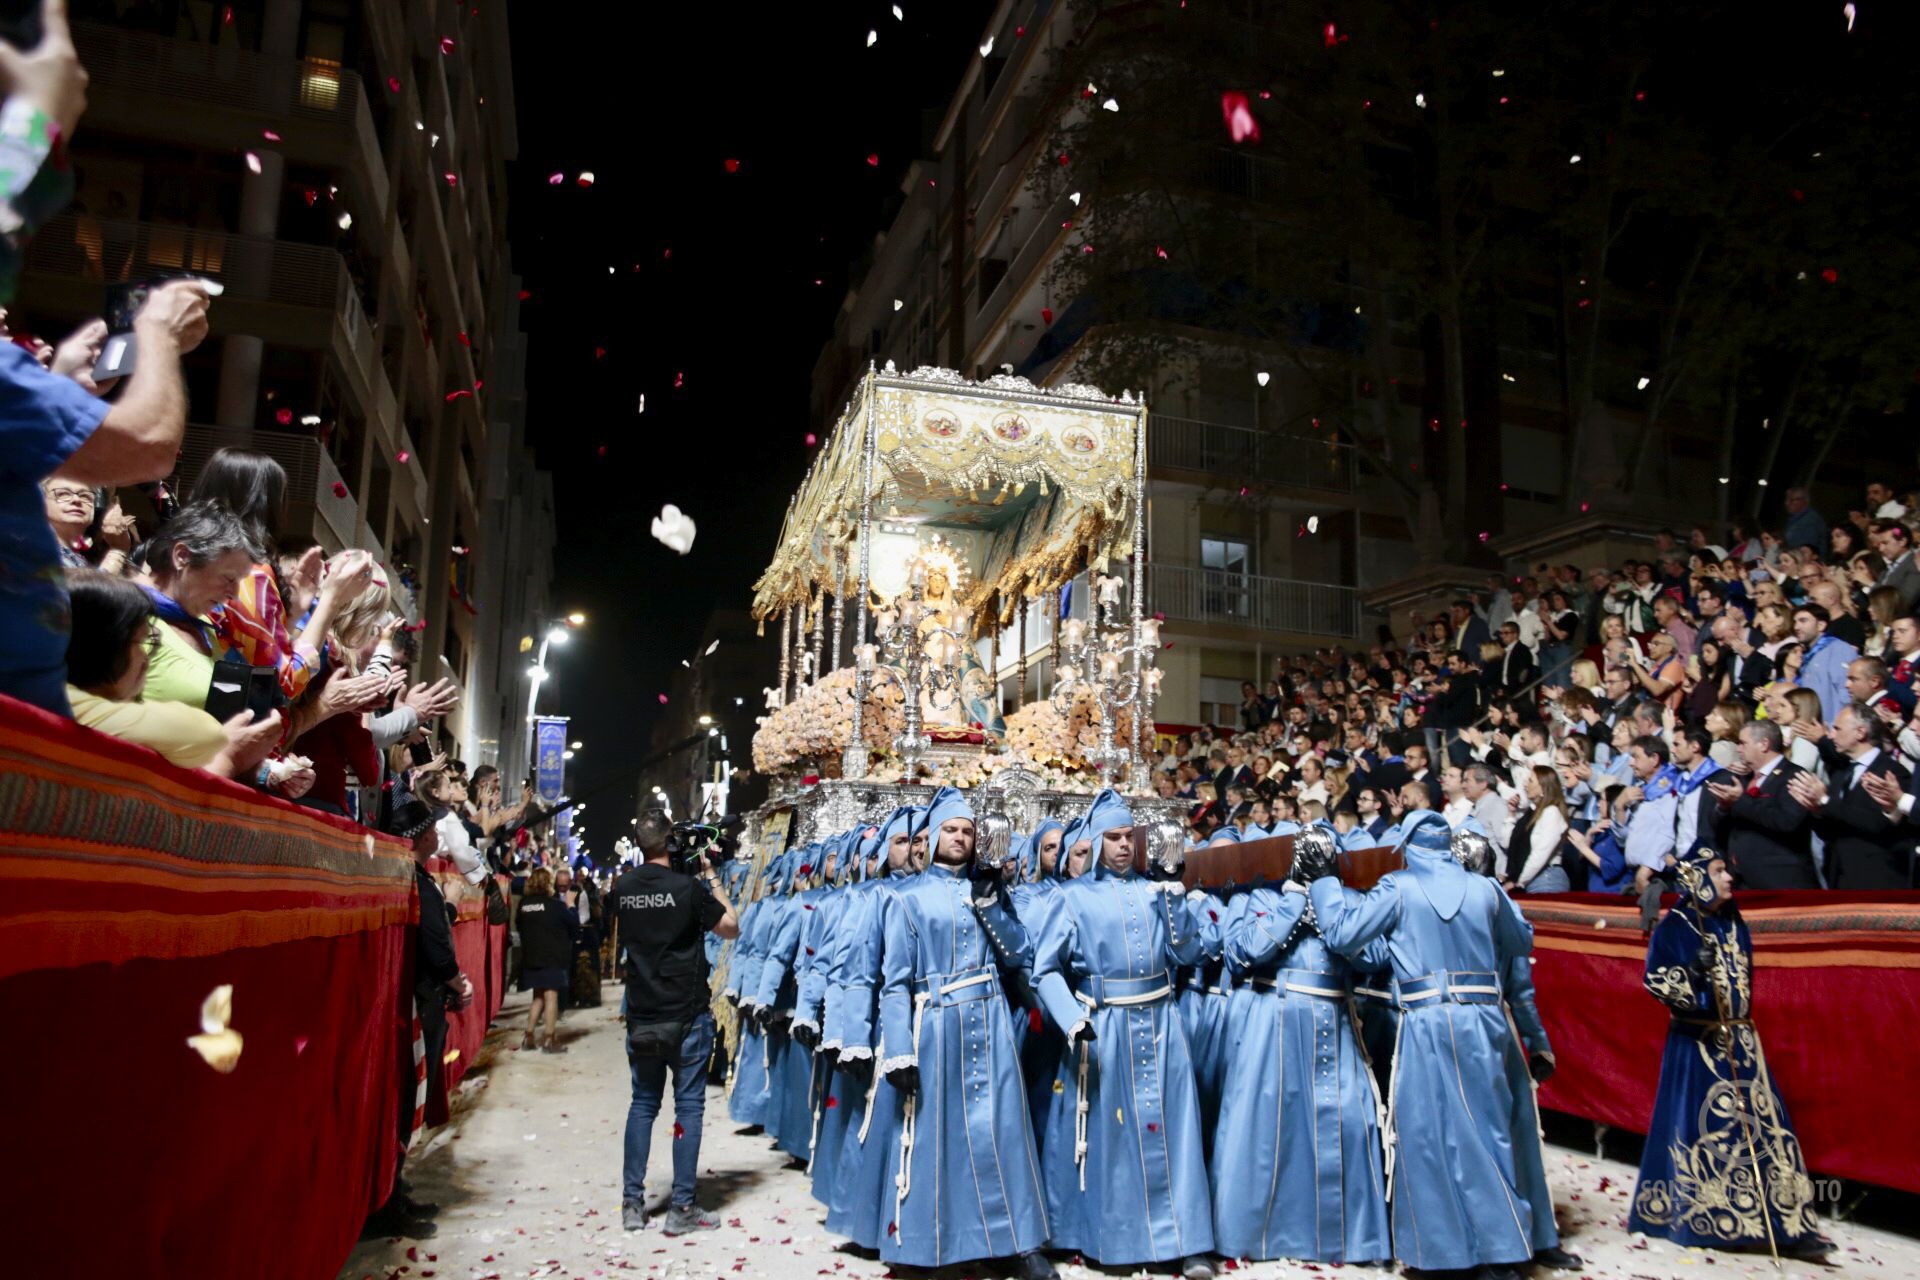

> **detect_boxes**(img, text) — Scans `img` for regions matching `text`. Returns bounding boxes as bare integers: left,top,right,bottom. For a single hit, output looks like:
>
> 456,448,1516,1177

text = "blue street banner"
555,805,572,847
535,716,569,803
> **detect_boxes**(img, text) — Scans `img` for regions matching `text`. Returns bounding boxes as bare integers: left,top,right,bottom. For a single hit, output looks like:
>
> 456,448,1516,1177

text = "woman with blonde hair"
515,865,579,1052
1863,586,1903,657
1567,657,1602,697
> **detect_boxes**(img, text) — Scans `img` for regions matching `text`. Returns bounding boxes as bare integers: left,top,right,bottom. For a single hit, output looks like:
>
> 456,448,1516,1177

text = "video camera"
666,813,743,873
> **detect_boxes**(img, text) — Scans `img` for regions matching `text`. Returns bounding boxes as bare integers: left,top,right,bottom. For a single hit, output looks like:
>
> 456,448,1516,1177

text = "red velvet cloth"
1523,891,1920,1195
425,867,510,1123
0,695,416,1277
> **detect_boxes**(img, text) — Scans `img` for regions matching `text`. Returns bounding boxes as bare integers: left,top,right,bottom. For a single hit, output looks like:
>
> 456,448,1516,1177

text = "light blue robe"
725,893,775,1128
824,876,912,1249
1308,850,1542,1272
873,864,1051,1267
754,883,826,1161
1176,888,1233,1159
1032,869,1215,1265
1212,885,1390,1263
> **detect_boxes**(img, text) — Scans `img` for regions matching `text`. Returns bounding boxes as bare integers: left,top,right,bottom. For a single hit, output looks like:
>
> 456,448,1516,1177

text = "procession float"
740,362,1182,857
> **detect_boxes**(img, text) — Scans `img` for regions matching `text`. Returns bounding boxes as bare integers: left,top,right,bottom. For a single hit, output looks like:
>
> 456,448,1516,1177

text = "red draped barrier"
1523,891,1920,1194
0,696,417,1278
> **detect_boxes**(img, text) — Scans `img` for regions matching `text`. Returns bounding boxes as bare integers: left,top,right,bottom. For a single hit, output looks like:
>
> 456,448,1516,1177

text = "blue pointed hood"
1082,788,1137,878
851,819,887,881
1397,809,1468,919
914,786,976,841
1011,832,1036,880
1024,817,1065,880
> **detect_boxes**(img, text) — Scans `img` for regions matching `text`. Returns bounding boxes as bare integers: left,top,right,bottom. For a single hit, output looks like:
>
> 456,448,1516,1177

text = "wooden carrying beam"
1179,834,1404,891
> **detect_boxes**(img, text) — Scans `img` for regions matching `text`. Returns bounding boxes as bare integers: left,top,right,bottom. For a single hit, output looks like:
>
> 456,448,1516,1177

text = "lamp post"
523,615,584,784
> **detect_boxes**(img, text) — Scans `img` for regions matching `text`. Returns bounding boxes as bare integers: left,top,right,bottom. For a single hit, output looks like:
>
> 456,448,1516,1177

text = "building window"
1200,536,1251,618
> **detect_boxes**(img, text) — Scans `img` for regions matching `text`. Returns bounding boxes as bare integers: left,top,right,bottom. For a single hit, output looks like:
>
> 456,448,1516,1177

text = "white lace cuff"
820,1039,844,1054
836,1045,872,1062
878,1053,918,1075
791,1016,821,1038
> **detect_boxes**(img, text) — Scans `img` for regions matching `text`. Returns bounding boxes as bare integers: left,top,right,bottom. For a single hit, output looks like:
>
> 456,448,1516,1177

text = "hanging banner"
535,716,569,803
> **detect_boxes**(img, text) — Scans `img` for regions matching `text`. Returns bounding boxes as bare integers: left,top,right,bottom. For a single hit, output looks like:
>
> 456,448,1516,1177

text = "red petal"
825,1095,838,1108
1029,1008,1044,1034
331,481,348,498
673,1121,685,1139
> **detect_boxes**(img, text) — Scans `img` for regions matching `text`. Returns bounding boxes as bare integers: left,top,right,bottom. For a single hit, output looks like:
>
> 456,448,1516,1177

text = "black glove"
839,1052,873,1081
791,1020,820,1051
1069,1020,1098,1047
1293,839,1338,884
1529,1051,1556,1084
886,1062,920,1096
968,866,1004,911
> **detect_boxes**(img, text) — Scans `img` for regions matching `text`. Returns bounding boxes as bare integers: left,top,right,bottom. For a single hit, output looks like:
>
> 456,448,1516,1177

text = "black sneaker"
1016,1251,1057,1280
402,1194,440,1217
1533,1245,1585,1271
359,1203,436,1241
623,1201,649,1231
1781,1235,1835,1261
1181,1256,1215,1280
662,1205,720,1235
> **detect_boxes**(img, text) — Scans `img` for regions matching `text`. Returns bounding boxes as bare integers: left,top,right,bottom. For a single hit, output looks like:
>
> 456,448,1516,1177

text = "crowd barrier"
1523,891,1920,1195
0,696,507,1278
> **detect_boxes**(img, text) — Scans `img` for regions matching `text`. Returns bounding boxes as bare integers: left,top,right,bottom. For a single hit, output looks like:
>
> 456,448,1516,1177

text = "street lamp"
523,614,586,782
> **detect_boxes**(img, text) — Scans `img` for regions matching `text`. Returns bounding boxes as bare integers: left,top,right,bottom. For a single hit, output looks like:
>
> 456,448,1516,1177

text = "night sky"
507,5,993,828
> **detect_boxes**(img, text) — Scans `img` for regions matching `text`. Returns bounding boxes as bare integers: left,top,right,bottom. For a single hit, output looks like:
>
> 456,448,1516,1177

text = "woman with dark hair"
193,447,373,701
139,501,264,709
65,571,282,776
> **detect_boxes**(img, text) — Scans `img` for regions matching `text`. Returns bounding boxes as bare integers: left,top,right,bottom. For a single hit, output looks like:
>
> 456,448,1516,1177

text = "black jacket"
1816,753,1918,889
515,894,580,971
414,865,460,990
1710,760,1820,890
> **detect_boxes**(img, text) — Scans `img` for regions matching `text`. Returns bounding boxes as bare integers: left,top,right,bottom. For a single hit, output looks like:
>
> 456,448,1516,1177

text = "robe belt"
1353,984,1396,1006
1075,970,1173,1008
1394,969,1501,1006
1181,974,1230,995
1247,968,1349,1000
909,966,1002,1008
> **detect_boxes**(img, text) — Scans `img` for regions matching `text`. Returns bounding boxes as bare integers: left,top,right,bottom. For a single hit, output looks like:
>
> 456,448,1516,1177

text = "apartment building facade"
15,0,552,771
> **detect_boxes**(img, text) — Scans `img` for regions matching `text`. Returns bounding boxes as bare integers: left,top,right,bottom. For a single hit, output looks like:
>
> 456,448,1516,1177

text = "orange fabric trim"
0,905,414,979
0,839,413,893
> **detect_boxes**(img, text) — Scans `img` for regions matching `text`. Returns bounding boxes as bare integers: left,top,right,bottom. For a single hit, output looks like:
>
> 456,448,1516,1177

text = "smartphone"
93,273,225,383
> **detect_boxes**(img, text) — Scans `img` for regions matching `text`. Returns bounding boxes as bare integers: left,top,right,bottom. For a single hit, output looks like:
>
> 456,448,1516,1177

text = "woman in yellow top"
65,571,282,777
137,501,263,709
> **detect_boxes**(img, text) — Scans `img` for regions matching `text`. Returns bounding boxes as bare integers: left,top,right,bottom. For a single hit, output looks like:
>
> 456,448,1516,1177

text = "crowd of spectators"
0,11,589,1241
1152,487,1920,895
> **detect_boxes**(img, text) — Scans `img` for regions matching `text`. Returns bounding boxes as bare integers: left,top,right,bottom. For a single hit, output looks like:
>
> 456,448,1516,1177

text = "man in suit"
1872,520,1920,611
1848,654,1915,719
1705,720,1820,890
1713,611,1772,703
1496,621,1539,705
1671,726,1731,859
1450,597,1491,661
1885,614,1920,705
1791,703,1916,888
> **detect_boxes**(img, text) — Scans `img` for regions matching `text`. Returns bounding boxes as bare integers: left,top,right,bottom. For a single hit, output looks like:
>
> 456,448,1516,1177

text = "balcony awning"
751,363,1146,635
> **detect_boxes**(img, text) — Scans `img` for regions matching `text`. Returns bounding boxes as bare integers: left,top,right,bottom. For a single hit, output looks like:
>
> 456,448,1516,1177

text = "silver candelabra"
1049,574,1162,788
856,564,967,782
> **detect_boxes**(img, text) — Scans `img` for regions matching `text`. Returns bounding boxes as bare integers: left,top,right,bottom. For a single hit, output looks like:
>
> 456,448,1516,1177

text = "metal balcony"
72,23,388,216
1150,564,1360,638
175,425,365,554
1150,414,1356,493
23,214,357,314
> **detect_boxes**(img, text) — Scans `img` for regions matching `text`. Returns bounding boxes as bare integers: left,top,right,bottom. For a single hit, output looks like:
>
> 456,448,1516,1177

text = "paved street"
342,990,1916,1280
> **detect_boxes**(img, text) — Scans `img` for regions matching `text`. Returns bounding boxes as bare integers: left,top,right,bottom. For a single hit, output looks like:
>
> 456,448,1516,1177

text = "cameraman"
614,808,737,1234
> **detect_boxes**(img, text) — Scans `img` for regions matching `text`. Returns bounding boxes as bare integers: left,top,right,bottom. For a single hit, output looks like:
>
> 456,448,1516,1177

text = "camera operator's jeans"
624,1011,714,1209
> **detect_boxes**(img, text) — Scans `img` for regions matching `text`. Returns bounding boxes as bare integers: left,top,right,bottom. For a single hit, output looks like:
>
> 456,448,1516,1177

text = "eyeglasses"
46,486,97,507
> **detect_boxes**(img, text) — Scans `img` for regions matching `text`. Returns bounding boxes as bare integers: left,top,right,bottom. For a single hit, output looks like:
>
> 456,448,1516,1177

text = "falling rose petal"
244,151,263,174
1154,245,1169,259
673,371,685,388
457,331,471,347
658,693,670,705
262,128,281,142
1255,370,1270,386
893,3,903,16
637,394,645,414
892,299,903,311
275,407,293,426
548,171,564,185
594,346,607,359
576,170,596,187
332,481,348,498
1821,267,1838,283
1307,515,1319,533
1220,91,1260,144
1843,2,1856,31
386,75,400,93
187,986,244,1073
866,28,877,46
1323,21,1339,47
443,171,458,187
723,157,741,173
596,444,607,457
1100,97,1119,112
866,152,880,167
651,504,698,554
979,35,994,56
1040,307,1053,325
396,450,411,465
445,389,472,401
439,35,455,53
301,188,318,206
293,1035,309,1055
517,289,530,301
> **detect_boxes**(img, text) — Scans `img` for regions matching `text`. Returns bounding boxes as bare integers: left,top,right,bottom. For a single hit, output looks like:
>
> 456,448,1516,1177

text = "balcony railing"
24,214,358,314
74,22,365,127
176,424,366,554
1150,414,1356,492
1151,564,1360,637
